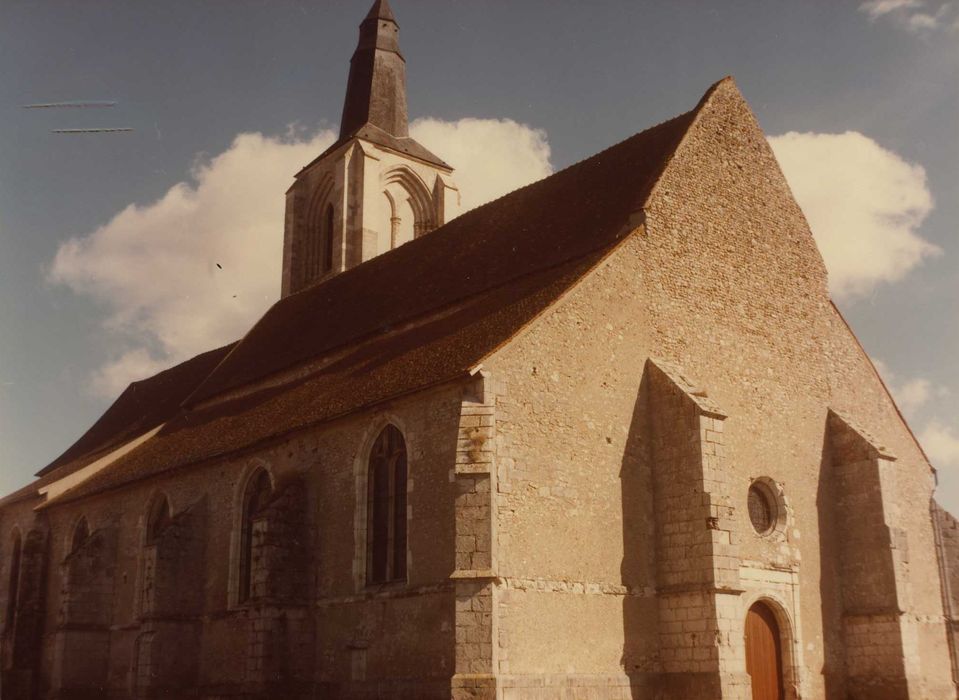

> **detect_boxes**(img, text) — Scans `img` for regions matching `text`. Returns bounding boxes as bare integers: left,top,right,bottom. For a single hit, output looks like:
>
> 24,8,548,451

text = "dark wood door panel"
745,602,784,700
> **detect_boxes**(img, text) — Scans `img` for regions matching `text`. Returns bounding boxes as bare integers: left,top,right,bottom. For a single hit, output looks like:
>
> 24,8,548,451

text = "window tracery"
366,425,408,584
239,469,273,603
5,531,22,632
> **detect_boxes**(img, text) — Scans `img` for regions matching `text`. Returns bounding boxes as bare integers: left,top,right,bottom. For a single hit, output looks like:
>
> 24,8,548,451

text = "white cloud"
921,421,959,468
50,119,552,397
50,129,337,398
872,359,958,512
896,377,935,415
906,11,940,29
871,358,936,418
88,349,182,400
410,117,552,213
769,131,938,301
859,0,958,32
872,357,894,379
860,0,923,19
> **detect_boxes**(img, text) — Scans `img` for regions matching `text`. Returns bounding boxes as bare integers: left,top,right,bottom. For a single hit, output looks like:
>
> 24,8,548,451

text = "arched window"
146,495,172,544
304,201,334,282
71,517,89,555
238,470,273,603
382,188,415,251
366,425,408,584
322,203,335,273
5,531,22,631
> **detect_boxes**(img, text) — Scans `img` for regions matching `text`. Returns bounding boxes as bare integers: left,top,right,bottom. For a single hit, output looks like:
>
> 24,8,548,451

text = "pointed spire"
340,0,408,139
365,0,396,23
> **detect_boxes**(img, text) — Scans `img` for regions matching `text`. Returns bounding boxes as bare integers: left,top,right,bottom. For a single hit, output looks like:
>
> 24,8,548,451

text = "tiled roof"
192,104,700,405
38,343,236,476
297,123,452,177
0,343,235,508
42,255,604,506
24,80,722,508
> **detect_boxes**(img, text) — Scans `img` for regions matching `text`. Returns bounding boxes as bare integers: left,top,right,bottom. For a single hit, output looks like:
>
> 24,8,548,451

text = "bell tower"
281,0,460,297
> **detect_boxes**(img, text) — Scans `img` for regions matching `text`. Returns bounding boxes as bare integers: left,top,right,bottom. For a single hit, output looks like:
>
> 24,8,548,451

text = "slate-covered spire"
340,0,409,139
365,0,396,23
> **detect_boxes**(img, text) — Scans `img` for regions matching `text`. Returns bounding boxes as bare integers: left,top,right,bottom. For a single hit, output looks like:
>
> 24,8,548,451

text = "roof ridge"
13,81,723,505
13,76,911,518
295,124,451,177
40,255,606,508
187,85,711,405
188,242,634,411
643,75,734,206
35,341,237,478
466,108,700,218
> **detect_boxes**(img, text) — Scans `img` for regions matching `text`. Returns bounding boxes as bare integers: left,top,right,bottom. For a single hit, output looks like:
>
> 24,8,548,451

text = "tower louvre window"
280,0,457,298
305,214,320,281
322,204,334,273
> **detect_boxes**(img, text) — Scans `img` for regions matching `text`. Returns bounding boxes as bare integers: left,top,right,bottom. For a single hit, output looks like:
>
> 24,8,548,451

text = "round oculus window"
748,482,776,535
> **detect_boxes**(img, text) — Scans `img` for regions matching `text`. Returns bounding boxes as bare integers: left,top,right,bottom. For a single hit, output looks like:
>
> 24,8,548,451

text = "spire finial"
340,0,408,139
364,0,396,23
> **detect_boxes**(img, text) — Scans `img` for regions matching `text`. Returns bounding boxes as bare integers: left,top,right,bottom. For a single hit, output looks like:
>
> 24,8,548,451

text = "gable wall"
484,79,952,697
484,230,659,687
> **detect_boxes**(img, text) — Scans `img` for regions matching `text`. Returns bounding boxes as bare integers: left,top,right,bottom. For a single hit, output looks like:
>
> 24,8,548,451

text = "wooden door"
745,602,784,700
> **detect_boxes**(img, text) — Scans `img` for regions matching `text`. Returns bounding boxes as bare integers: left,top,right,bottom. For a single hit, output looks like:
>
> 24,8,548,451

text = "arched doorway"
745,601,785,700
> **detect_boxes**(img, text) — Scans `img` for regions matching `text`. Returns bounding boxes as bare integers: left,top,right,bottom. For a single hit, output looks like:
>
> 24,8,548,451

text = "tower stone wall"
280,0,459,297
282,141,458,297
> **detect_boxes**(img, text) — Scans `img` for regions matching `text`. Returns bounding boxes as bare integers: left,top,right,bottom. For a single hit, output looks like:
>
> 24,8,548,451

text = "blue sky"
0,1,957,508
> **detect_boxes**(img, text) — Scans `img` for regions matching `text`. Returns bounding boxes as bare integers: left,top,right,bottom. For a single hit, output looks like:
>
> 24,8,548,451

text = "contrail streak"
22,101,117,109
51,128,133,134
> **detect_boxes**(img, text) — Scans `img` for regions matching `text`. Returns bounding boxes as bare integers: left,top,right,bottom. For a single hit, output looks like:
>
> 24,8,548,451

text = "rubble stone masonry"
480,79,954,698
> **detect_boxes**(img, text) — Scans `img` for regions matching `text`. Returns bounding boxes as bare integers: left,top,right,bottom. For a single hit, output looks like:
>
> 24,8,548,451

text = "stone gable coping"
646,357,727,419
827,409,898,462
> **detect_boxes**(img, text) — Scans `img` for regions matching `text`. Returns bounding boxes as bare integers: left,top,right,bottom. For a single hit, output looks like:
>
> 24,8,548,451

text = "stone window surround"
304,174,336,284
380,165,435,247
3,526,23,632
352,414,414,593
132,630,156,697
66,514,90,558
365,425,408,584
747,475,790,540
144,491,173,545
227,459,276,609
135,490,175,619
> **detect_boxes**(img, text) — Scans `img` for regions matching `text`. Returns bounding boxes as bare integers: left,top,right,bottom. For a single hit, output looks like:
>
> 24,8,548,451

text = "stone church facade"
2,2,958,699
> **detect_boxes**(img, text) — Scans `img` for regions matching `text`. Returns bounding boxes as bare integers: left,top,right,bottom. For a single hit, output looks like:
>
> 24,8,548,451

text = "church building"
2,2,958,698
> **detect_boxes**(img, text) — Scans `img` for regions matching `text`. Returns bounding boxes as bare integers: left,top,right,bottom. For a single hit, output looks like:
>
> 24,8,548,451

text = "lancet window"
238,469,273,602
366,425,408,584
